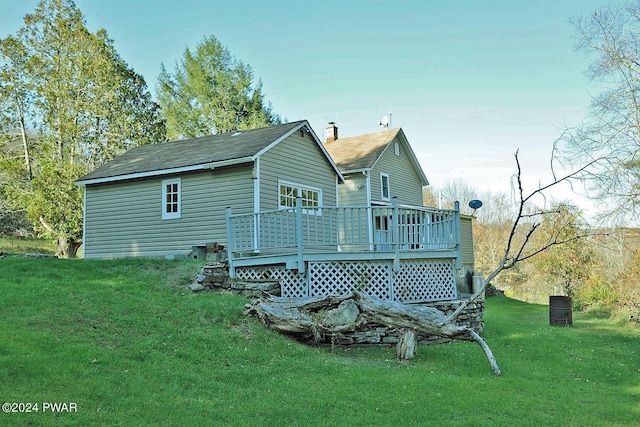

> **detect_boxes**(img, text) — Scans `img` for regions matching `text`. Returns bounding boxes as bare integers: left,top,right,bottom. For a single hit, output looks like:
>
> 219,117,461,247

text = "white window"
278,181,322,215
162,178,181,220
394,142,400,156
380,173,390,201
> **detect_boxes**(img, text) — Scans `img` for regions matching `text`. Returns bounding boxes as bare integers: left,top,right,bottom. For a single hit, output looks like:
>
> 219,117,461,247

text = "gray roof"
76,120,342,184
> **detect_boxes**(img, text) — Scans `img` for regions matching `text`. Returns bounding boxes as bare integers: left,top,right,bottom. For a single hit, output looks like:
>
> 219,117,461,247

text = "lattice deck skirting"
235,266,307,298
235,258,457,303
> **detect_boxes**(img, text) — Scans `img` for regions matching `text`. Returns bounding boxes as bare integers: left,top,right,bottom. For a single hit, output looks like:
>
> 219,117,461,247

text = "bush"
0,203,33,237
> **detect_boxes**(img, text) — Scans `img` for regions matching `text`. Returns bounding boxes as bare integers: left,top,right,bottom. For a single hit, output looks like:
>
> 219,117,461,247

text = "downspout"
454,201,462,269
392,197,400,271
82,186,87,259
364,170,372,205
364,170,373,251
226,207,235,278
253,158,260,252
335,174,340,251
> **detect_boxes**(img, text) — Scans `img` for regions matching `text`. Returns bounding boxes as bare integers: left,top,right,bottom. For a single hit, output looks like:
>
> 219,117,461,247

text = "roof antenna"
378,112,392,128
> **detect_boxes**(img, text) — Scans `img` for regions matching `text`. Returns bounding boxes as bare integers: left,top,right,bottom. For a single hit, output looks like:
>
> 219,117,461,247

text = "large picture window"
162,178,181,220
279,181,322,215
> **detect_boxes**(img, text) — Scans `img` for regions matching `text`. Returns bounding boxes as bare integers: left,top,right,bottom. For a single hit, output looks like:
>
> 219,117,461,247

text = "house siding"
259,131,338,211
370,137,425,206
83,165,253,259
337,173,368,206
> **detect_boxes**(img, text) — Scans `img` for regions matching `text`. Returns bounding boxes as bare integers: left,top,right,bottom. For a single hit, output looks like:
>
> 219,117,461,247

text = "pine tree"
156,35,280,139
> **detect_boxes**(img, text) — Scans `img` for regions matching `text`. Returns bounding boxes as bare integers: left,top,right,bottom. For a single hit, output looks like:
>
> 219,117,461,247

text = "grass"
0,236,56,255
0,257,638,426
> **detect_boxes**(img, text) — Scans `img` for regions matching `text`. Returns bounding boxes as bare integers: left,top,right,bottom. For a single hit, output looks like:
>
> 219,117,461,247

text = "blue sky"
1,0,610,211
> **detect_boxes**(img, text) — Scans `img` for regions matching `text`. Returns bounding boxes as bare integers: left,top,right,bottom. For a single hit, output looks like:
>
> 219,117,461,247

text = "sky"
1,0,611,215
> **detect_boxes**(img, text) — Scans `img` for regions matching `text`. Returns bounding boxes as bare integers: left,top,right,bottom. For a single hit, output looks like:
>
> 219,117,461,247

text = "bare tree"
563,3,640,221
438,178,479,215
448,150,604,321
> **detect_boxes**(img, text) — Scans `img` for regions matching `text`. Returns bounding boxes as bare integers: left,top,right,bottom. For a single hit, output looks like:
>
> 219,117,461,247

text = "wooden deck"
225,198,461,277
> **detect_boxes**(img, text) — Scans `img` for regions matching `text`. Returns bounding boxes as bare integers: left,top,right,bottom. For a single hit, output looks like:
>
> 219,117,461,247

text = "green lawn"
0,257,638,426
0,237,55,255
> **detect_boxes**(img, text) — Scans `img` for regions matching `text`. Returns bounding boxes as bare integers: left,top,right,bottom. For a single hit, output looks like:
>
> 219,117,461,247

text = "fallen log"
245,291,501,376
353,292,465,337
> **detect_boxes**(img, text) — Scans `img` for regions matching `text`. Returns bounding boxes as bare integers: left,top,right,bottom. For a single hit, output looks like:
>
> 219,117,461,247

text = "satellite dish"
378,115,389,128
468,200,483,210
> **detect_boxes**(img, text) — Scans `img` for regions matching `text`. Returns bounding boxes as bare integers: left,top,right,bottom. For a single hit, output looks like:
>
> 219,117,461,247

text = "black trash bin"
549,296,573,326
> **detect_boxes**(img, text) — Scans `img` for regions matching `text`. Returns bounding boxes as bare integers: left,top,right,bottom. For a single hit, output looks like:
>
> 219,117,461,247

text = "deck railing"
226,197,461,275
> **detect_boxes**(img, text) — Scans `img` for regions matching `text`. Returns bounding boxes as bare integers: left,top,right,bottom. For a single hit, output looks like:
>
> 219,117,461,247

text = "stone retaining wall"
189,262,280,297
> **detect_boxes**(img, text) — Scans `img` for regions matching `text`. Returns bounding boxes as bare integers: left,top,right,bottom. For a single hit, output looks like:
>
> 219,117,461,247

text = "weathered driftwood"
245,291,501,376
396,329,417,360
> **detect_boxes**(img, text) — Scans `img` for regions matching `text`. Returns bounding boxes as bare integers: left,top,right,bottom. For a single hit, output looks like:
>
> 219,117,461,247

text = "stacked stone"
433,300,485,333
189,262,281,297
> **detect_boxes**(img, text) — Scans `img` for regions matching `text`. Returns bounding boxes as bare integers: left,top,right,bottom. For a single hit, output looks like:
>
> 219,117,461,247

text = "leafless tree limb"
446,149,606,323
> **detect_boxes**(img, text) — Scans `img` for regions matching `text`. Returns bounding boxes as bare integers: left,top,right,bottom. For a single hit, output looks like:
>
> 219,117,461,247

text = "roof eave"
253,120,345,183
396,129,429,186
340,167,372,175
75,156,254,186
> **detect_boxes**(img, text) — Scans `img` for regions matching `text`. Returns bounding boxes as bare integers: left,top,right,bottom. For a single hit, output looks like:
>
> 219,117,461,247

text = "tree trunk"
38,215,81,258
396,329,417,360
17,104,33,181
56,236,81,259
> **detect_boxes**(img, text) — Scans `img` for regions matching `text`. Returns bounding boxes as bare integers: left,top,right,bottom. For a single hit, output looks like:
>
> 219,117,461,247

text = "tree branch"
447,149,605,323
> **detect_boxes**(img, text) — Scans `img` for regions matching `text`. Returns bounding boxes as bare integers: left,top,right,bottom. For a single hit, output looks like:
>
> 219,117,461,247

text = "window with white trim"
380,173,390,201
278,181,322,215
162,178,181,220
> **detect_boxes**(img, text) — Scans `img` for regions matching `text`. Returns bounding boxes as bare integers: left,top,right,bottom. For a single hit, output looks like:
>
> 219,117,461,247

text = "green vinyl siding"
370,137,425,206
259,132,337,212
83,165,253,259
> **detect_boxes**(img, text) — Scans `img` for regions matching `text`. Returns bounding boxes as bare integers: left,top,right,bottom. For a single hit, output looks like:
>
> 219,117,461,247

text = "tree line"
427,177,640,315
0,0,279,257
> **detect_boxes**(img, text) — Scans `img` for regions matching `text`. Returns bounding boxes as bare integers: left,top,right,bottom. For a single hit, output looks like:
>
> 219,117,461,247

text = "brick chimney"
326,122,338,143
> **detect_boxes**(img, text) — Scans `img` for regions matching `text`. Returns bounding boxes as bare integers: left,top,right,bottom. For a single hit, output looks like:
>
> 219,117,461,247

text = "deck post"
392,197,400,271
295,196,305,273
225,207,236,279
453,201,462,269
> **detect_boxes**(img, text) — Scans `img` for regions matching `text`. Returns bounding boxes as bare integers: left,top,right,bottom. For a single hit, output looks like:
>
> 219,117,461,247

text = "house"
75,120,343,259
323,122,428,207
323,123,475,294
76,120,474,303
225,123,472,302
